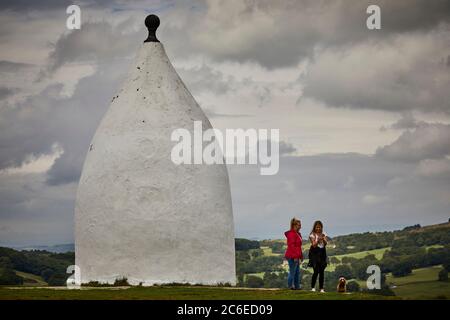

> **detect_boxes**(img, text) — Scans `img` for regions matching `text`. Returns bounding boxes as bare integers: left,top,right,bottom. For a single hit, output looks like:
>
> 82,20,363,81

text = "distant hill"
10,243,74,253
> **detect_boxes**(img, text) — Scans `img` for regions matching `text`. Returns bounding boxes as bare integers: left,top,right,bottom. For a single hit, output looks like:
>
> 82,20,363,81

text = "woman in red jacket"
284,217,303,289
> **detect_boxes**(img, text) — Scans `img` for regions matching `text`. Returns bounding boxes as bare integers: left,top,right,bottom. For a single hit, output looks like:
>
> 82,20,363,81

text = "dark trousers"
311,265,325,289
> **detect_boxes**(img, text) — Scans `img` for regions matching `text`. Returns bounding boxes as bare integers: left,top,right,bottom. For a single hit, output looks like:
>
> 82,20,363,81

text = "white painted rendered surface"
74,42,235,286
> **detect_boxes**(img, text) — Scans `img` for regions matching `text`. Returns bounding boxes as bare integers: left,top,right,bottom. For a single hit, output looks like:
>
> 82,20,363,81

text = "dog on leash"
337,277,347,293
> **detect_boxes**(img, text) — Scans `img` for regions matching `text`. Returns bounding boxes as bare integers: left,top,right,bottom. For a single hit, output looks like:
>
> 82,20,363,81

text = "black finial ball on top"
144,14,160,43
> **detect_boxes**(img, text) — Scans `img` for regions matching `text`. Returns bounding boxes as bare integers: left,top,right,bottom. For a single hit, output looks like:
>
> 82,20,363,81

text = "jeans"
287,258,301,289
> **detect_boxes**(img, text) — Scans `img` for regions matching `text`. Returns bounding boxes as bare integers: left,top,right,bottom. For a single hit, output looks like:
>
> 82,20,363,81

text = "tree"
329,257,339,264
0,267,23,285
40,268,54,282
250,249,264,259
334,264,353,280
341,256,358,265
392,260,412,277
235,238,260,251
438,268,448,282
236,274,245,287
271,242,285,254
246,275,264,288
263,272,287,288
346,280,360,292
0,257,13,269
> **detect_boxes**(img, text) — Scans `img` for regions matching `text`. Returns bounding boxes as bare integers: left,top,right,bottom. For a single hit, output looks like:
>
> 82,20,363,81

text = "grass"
0,286,397,300
391,281,450,300
260,246,279,257
385,265,449,299
333,247,390,261
425,244,444,251
386,265,442,286
14,270,48,286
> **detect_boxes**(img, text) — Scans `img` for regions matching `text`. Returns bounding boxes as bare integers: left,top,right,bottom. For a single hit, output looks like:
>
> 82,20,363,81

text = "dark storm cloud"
160,0,450,69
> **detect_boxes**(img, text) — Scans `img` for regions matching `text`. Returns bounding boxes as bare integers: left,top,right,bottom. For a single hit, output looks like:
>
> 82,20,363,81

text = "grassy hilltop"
0,221,449,300
0,286,396,300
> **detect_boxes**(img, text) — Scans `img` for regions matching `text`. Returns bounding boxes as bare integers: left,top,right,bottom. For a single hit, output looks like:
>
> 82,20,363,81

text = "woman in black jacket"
308,220,328,292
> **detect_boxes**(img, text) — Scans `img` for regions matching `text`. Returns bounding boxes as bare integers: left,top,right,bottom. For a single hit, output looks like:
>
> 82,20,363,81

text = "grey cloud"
376,123,450,162
46,21,141,73
177,63,232,96
2,0,450,70
380,112,426,131
389,113,422,130
279,141,297,156
0,87,17,100
0,84,63,170
0,171,76,246
302,29,450,114
0,58,129,184
1,1,450,246
416,158,450,179
0,0,71,11
0,60,33,72
204,109,253,118
229,152,447,239
0,0,122,11
161,0,450,69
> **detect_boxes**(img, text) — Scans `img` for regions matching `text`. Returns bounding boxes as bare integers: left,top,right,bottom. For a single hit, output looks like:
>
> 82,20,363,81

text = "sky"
0,0,449,245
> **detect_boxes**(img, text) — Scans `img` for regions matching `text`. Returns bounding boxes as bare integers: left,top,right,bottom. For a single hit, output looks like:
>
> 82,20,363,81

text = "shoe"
320,289,325,293
311,288,316,292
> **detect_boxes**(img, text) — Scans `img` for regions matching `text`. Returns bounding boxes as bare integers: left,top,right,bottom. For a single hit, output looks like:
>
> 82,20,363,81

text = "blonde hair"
290,217,301,230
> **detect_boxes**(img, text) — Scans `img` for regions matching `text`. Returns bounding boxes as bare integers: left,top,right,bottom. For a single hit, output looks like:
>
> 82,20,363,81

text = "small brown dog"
337,277,347,293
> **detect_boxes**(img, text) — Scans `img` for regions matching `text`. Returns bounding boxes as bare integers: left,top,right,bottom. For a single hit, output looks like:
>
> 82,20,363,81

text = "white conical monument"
74,14,235,286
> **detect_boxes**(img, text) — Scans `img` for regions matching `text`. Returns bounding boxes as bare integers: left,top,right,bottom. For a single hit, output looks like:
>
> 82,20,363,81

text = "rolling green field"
0,286,396,300
386,265,442,285
334,247,390,261
14,271,48,286
260,246,279,257
385,265,449,299
390,281,450,300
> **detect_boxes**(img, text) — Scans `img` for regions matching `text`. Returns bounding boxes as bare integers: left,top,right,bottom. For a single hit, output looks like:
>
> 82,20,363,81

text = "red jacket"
284,230,303,260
